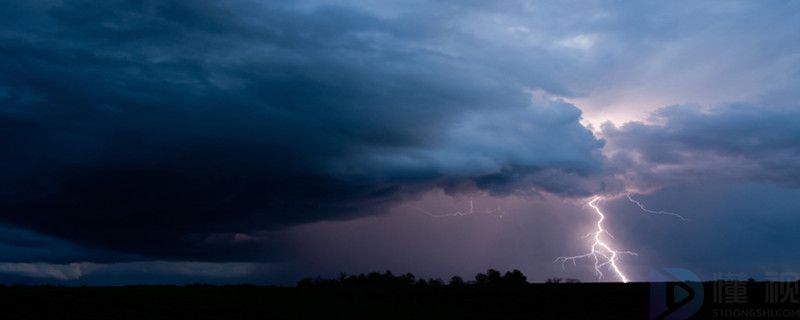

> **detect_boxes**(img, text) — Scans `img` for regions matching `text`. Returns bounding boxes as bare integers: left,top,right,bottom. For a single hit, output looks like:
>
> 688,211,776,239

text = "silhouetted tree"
401,273,416,286
428,278,445,286
546,277,563,284
486,269,502,284
297,269,532,288
475,272,488,285
502,269,527,285
449,276,465,286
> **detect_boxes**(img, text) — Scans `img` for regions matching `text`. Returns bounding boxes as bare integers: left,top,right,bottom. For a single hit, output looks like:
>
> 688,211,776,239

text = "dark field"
0,283,644,319
1,281,797,319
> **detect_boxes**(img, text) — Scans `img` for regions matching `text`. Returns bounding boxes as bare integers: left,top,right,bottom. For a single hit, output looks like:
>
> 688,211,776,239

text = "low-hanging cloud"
0,261,272,281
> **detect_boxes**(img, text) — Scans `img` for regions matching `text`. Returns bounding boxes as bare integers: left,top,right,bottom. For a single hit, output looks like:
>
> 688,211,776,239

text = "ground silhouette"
0,269,796,319
297,269,532,288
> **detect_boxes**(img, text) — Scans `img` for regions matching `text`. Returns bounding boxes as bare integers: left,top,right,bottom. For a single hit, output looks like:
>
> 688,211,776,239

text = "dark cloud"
0,261,278,284
0,1,608,260
0,224,120,264
604,104,800,191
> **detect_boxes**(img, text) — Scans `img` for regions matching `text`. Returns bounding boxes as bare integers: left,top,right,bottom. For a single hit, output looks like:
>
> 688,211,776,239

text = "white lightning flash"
626,193,686,221
411,199,505,218
555,196,636,283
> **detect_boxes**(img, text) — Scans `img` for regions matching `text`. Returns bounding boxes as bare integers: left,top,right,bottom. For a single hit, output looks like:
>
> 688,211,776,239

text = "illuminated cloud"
603,104,800,192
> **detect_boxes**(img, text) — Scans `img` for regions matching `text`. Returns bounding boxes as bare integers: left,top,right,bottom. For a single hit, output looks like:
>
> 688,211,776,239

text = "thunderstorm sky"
1,0,799,284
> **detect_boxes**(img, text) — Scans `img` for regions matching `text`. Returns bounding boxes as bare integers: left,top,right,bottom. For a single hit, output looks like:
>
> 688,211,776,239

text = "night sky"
1,0,799,284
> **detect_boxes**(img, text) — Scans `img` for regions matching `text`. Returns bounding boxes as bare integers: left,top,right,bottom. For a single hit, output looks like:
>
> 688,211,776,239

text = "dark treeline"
297,269,579,288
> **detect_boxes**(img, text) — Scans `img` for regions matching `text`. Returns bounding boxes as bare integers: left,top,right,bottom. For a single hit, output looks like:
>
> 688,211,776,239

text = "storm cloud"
603,104,800,192
2,0,800,285
0,1,610,260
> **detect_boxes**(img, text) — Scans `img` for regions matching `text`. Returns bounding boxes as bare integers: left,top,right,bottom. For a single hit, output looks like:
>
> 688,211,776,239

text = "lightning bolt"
410,199,505,218
555,196,636,283
626,193,686,221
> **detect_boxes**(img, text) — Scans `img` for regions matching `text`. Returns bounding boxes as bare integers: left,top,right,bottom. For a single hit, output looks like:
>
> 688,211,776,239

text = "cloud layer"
603,104,800,192
0,1,610,260
0,0,799,279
